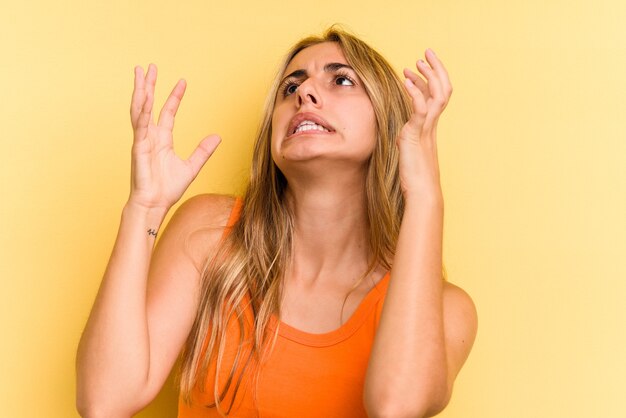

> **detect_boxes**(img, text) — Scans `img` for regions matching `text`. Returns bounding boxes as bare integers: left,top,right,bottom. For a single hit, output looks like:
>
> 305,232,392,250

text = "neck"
283,166,373,287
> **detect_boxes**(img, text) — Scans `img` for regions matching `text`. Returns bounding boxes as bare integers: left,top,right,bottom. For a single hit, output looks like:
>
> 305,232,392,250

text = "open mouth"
287,112,335,138
292,121,331,135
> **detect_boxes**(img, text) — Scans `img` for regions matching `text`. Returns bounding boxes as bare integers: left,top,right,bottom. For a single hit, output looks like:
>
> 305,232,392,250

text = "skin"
270,43,387,324
364,49,479,417
271,42,377,177
75,41,477,418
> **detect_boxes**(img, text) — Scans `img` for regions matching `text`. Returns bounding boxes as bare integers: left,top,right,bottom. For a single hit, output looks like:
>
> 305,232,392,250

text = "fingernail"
427,48,436,57
418,59,425,65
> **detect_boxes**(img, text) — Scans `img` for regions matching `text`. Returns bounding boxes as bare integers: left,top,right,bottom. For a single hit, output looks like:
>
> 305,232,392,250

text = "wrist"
401,194,444,232
122,201,169,228
403,190,444,209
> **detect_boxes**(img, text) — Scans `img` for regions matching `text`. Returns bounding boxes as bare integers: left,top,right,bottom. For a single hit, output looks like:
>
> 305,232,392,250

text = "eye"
281,80,300,97
335,75,355,86
285,83,299,95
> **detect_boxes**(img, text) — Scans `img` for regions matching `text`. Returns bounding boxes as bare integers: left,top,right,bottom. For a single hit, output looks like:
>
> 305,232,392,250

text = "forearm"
364,195,446,417
76,202,167,416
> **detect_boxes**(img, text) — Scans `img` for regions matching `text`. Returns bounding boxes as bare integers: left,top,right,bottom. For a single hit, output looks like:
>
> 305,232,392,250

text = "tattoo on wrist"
147,228,158,238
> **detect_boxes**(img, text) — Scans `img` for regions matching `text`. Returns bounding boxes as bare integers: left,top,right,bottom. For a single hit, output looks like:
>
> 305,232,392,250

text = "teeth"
294,120,329,134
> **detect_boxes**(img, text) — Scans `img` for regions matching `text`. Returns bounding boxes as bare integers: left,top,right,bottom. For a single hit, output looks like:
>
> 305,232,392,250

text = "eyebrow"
279,62,355,85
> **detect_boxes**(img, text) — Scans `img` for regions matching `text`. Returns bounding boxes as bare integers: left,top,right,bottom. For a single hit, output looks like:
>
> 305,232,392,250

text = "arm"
75,64,222,417
364,49,478,418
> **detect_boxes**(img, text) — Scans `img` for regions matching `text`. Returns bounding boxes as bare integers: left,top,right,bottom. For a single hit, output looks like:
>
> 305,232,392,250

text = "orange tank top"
177,197,391,418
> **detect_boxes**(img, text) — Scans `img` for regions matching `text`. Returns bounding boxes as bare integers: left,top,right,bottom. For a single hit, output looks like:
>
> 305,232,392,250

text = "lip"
286,112,335,140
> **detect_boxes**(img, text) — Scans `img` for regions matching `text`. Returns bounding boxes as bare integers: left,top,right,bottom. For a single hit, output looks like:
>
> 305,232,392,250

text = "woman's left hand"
398,48,452,203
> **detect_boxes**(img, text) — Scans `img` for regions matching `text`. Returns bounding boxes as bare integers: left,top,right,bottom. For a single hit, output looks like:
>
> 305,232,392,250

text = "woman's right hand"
128,64,221,211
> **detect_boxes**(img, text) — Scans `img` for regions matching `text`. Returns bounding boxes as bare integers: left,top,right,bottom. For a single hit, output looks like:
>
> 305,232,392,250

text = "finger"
425,49,453,98
145,63,158,97
133,64,158,140
403,68,430,102
404,78,427,114
130,66,145,128
158,79,187,130
402,78,427,136
134,81,155,144
186,134,222,178
416,58,445,106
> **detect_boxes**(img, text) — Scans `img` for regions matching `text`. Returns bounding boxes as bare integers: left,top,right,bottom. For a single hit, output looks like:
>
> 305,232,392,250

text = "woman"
76,27,478,418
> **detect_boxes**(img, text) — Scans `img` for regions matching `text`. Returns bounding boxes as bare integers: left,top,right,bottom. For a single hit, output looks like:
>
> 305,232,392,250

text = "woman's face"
271,42,377,173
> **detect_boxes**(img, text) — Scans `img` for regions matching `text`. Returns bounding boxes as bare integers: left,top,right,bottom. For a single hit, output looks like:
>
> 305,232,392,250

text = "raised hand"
398,48,452,202
128,64,221,211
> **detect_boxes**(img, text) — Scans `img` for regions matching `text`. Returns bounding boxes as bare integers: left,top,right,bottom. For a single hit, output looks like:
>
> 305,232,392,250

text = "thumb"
186,134,221,177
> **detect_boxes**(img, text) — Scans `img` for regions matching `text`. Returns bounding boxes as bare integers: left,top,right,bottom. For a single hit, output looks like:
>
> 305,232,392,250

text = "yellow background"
1,0,625,417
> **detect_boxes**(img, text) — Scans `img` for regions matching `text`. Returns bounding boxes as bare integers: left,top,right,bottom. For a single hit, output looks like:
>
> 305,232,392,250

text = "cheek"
270,112,282,156
367,106,377,138
354,102,377,148
270,131,281,164
270,105,290,139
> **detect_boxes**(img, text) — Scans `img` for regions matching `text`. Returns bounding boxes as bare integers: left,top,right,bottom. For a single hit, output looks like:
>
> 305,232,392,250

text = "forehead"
283,42,348,74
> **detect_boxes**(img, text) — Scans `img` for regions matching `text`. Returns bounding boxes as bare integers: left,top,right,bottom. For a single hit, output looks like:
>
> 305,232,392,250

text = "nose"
296,79,321,108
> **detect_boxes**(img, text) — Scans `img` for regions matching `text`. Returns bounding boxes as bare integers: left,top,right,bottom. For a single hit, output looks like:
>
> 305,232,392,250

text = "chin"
272,136,373,173
275,137,330,161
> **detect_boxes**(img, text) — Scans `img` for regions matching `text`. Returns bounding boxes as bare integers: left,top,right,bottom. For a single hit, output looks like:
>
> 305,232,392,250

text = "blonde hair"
178,25,447,415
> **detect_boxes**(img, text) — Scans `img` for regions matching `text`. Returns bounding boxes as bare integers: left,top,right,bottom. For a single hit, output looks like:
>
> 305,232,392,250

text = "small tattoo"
147,228,158,237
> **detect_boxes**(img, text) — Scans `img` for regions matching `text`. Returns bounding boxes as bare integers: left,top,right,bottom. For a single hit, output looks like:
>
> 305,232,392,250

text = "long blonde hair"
178,25,446,414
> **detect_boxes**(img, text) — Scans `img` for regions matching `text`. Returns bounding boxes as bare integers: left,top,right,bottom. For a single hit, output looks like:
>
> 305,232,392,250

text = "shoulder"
442,282,477,321
442,281,478,342
171,193,238,226
162,193,240,269
441,281,478,379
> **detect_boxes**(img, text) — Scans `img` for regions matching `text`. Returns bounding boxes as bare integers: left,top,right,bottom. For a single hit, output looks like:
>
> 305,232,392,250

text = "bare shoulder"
442,281,478,341
171,193,237,226
441,280,478,380
140,194,238,398
162,193,238,270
